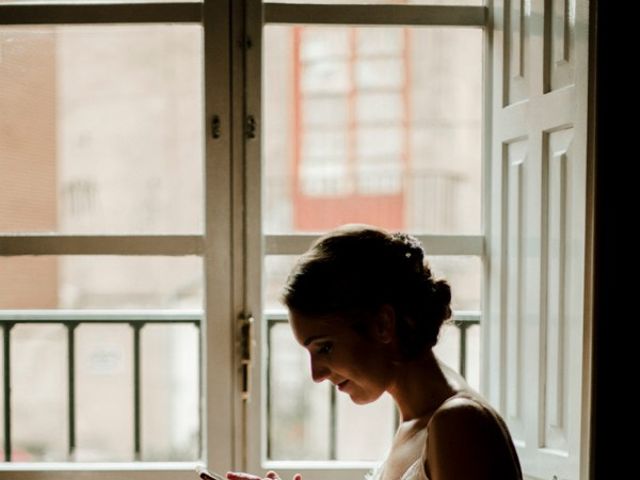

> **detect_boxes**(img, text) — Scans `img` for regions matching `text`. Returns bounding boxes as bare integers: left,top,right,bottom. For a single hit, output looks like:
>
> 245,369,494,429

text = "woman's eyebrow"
304,334,330,346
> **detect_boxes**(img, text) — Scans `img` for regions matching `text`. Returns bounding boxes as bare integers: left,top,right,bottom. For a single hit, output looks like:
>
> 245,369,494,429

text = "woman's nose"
310,357,330,383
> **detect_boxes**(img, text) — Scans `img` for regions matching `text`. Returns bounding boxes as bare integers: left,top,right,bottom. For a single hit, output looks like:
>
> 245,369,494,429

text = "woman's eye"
318,342,333,354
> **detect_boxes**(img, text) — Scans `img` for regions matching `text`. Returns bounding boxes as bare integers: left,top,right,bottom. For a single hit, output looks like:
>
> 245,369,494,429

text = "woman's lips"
337,380,349,391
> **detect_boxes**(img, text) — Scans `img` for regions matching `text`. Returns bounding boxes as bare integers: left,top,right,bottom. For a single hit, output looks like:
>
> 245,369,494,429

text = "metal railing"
0,309,200,462
265,310,480,461
0,309,480,463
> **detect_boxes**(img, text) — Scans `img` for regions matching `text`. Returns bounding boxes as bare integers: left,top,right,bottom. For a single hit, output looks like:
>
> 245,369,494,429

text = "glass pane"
429,256,481,312
76,324,134,461
141,324,200,461
336,393,395,461
11,325,67,461
265,256,299,312
264,26,482,234
0,25,203,234
268,320,331,460
0,256,203,310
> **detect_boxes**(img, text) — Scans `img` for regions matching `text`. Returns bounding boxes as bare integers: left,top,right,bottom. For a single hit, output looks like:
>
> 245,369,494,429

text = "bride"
229,225,522,480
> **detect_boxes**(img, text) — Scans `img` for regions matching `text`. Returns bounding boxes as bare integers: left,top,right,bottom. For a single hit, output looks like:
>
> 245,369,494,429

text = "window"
0,1,593,480
0,1,232,477
258,3,485,478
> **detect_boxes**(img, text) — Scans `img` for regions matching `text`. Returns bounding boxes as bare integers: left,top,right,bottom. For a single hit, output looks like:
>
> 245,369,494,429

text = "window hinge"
240,314,255,401
246,115,257,139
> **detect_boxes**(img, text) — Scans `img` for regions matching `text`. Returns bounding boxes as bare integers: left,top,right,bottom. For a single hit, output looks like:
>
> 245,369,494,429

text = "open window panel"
482,0,593,479
0,0,237,478
250,4,486,479
0,0,595,479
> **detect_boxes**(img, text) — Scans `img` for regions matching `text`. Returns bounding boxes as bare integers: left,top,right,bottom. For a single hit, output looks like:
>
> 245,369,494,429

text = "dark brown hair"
282,225,452,358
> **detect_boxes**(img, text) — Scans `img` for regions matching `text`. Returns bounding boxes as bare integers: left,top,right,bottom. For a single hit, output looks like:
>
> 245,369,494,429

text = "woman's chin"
348,390,383,405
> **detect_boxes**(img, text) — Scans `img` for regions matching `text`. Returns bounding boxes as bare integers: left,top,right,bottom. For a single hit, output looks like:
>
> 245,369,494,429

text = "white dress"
364,392,523,480
366,456,429,480
364,393,472,480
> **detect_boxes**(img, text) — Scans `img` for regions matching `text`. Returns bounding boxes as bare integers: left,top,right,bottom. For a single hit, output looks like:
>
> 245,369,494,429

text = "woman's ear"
373,304,396,344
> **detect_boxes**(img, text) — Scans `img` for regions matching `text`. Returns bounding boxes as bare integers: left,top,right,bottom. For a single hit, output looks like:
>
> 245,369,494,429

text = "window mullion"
0,464,207,480
202,0,235,473
244,0,262,475
0,235,203,256
265,234,485,256
264,4,487,27
228,0,251,472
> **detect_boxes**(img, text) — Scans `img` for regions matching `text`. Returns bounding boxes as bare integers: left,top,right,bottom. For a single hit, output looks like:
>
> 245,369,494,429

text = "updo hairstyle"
281,225,452,358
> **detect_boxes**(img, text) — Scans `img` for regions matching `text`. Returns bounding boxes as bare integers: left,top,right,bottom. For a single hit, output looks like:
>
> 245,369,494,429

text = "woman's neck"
387,350,460,422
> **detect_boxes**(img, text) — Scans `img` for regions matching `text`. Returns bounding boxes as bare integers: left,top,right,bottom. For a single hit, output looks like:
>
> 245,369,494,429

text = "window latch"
211,115,221,139
246,115,256,139
240,314,255,401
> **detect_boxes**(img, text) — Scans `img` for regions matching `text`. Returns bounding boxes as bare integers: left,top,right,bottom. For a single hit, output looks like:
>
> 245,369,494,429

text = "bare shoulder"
425,395,522,480
428,396,494,441
432,394,493,423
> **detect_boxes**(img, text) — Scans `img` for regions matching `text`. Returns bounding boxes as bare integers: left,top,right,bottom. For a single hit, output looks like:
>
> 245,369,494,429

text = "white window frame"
0,1,237,479
5,0,597,477
247,3,488,480
0,1,508,480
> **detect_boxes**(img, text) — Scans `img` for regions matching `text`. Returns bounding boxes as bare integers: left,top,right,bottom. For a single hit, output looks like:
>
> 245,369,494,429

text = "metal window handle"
246,115,256,139
211,115,221,139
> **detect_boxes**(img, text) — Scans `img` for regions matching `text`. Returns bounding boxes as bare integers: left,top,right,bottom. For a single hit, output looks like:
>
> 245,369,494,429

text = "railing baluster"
67,322,78,459
266,319,275,460
196,320,203,459
459,322,468,378
3,322,13,462
132,322,144,461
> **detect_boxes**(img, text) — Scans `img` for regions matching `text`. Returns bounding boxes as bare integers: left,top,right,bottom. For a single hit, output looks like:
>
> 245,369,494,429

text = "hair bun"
432,279,453,322
283,225,452,357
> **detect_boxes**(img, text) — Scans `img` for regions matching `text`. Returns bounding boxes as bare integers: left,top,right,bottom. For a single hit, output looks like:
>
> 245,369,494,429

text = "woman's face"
289,309,395,405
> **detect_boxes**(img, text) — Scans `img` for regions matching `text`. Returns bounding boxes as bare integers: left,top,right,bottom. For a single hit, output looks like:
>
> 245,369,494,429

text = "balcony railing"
266,310,480,460
0,309,200,462
0,309,479,463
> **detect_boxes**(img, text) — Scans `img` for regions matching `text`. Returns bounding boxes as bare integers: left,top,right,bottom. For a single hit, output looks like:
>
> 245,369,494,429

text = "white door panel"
486,0,591,479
